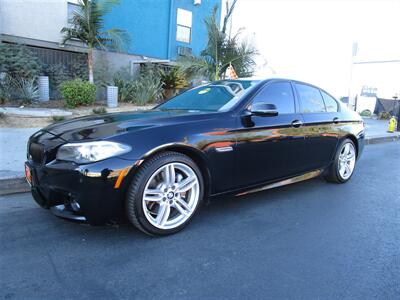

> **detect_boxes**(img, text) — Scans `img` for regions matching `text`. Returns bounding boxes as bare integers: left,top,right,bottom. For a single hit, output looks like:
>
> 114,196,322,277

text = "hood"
43,109,213,142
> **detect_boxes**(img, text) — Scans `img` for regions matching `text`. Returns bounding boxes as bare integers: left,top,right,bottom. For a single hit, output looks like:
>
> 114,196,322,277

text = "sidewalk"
0,128,41,180
362,117,400,144
0,117,398,195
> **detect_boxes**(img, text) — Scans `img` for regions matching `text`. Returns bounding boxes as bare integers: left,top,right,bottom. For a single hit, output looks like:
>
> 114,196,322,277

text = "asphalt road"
1,142,399,300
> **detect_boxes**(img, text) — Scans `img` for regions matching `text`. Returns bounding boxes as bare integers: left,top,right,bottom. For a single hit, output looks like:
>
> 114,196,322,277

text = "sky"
226,0,400,99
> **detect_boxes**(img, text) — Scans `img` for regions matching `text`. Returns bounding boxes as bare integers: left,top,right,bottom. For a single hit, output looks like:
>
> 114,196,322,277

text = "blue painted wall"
103,0,221,60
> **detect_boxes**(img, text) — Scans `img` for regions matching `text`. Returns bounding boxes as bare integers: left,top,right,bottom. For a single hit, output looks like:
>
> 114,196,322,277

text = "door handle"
333,117,340,124
291,120,303,128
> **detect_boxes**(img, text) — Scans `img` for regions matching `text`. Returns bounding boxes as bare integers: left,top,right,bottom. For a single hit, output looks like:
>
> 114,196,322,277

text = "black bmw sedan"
26,78,365,235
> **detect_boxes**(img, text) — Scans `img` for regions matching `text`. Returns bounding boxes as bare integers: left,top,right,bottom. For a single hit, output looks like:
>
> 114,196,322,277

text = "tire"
126,151,204,236
325,138,357,183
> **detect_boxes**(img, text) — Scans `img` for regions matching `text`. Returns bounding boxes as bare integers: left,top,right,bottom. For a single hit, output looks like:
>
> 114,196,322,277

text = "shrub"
52,115,66,122
378,111,391,120
70,55,89,81
113,76,135,103
42,64,70,95
0,73,14,103
42,57,88,99
130,67,163,105
0,43,41,79
60,79,96,108
14,77,39,103
112,66,163,105
92,107,107,114
360,109,372,117
160,66,188,99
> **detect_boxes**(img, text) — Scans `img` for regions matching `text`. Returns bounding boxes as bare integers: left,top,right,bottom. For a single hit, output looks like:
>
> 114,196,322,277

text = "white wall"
356,96,377,114
351,62,400,100
0,0,78,43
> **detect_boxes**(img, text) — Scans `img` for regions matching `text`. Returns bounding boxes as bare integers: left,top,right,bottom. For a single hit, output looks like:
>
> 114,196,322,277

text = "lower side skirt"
235,169,323,197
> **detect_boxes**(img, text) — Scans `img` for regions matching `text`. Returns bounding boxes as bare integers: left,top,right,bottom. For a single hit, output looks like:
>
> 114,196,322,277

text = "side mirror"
251,103,278,117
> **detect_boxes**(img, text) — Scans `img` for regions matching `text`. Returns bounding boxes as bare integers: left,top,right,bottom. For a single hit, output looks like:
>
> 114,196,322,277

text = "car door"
294,83,340,170
234,80,307,188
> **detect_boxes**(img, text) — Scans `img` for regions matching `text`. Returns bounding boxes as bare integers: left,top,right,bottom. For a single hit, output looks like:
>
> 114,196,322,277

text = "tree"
180,1,257,81
0,43,41,79
61,0,129,83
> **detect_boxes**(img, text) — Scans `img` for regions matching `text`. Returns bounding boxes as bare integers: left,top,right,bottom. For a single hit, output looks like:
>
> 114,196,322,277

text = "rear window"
321,91,339,112
295,83,326,113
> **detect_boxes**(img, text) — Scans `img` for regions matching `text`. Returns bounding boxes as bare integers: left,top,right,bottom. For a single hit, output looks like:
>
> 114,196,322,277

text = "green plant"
360,109,372,117
160,67,188,89
52,115,66,122
0,73,14,102
92,107,107,114
113,76,135,102
160,67,188,99
70,55,89,81
112,66,162,104
15,78,39,103
60,79,96,108
42,64,70,93
179,2,257,81
129,67,163,105
0,43,41,79
61,0,130,83
378,111,391,120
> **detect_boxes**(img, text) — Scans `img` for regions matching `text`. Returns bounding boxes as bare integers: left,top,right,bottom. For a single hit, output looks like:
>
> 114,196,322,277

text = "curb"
0,135,399,196
365,134,400,145
0,177,30,196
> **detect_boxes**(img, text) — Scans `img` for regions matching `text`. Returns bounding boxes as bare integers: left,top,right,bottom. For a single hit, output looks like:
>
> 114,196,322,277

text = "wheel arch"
140,144,212,199
343,134,359,158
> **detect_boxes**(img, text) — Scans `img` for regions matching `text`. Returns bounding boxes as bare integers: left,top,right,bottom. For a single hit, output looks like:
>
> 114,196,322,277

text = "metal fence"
27,46,87,71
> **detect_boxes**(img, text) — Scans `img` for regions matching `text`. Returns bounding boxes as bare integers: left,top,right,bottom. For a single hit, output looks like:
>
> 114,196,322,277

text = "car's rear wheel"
126,151,204,236
325,138,357,183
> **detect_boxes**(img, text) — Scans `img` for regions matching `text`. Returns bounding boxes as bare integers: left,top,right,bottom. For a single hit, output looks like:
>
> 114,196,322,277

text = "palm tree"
61,0,129,83
180,1,257,81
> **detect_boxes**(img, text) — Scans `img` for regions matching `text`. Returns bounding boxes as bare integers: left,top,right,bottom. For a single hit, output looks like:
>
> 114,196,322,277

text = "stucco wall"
93,49,142,78
169,0,221,60
0,0,79,44
103,0,221,60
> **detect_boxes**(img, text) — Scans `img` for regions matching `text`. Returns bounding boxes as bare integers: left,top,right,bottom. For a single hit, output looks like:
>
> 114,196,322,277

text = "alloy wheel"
142,162,200,230
338,142,356,180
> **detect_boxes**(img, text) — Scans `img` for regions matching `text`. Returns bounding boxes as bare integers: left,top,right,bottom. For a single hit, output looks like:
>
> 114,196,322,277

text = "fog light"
71,200,81,212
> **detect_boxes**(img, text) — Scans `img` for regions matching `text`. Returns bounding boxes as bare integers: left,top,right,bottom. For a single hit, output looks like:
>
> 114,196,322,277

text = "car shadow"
53,176,329,238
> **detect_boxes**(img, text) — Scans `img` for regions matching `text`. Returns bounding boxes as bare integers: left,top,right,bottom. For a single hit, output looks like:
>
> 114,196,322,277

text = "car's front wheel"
325,138,357,183
126,151,204,236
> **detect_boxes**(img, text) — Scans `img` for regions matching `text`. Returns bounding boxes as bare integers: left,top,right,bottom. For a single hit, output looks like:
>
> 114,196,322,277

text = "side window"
295,83,326,113
251,82,295,114
321,91,339,112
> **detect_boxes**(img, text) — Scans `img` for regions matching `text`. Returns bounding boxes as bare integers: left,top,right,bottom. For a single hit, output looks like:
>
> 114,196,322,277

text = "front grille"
29,143,45,164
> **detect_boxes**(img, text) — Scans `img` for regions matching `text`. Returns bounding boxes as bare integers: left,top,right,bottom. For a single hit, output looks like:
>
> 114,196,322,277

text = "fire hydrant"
387,116,397,133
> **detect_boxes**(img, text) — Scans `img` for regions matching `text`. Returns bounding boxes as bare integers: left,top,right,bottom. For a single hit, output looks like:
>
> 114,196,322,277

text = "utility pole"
348,42,358,111
394,94,400,132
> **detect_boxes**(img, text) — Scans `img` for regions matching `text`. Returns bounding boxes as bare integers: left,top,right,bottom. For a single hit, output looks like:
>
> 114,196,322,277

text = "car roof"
234,77,338,101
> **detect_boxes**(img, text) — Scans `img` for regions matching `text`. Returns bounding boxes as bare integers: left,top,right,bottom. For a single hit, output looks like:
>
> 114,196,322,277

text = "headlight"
56,141,131,164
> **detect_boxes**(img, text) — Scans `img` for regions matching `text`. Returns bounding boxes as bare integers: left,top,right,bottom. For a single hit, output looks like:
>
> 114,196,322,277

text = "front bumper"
26,157,139,225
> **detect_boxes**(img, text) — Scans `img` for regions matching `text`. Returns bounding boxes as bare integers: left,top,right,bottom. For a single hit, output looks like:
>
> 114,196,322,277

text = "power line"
353,60,400,65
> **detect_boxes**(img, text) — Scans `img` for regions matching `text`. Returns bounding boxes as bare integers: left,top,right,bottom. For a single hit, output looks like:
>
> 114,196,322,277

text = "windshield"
157,80,258,112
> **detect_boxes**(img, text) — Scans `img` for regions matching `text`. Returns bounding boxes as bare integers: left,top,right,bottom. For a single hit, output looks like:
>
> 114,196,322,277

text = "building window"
177,46,193,57
68,2,80,24
176,8,192,43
